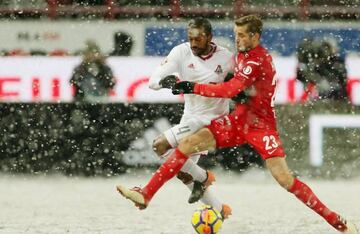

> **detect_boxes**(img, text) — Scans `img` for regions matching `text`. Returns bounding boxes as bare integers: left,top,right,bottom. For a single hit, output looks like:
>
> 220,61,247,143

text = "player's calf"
289,178,359,233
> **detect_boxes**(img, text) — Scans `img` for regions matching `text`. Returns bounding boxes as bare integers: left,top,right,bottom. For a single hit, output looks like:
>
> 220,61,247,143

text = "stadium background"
0,0,359,178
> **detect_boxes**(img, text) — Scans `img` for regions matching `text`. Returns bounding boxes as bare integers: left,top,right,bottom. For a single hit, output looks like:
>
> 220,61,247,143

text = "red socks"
289,178,346,232
142,148,188,201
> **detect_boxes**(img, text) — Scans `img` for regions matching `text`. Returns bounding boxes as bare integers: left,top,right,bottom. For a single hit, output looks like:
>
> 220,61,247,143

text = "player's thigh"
206,114,245,149
178,128,216,155
163,118,205,148
152,134,172,156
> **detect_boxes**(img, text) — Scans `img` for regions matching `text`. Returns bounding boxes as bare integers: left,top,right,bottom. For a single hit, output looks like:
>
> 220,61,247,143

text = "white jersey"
149,42,234,125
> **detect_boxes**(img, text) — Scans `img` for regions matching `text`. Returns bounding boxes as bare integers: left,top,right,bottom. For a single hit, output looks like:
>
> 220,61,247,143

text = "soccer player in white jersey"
117,18,233,219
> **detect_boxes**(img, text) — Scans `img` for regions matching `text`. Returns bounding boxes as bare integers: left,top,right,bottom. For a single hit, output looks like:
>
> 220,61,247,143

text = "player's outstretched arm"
172,75,255,98
149,45,183,90
148,60,178,90
172,81,195,94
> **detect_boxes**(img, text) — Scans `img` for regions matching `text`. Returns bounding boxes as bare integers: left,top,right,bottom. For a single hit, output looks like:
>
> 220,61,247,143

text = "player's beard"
237,40,252,53
191,46,207,56
237,43,251,52
238,46,246,52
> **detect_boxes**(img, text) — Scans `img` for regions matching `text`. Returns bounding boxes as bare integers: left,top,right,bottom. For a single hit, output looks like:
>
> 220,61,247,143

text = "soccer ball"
191,205,223,234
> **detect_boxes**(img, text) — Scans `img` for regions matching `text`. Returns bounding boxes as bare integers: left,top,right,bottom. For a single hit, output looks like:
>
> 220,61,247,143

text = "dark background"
1,101,359,178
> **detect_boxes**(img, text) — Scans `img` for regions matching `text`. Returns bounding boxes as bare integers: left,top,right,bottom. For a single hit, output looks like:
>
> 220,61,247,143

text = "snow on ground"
0,168,359,234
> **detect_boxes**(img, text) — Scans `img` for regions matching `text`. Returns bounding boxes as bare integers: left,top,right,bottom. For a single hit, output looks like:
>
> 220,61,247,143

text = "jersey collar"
243,44,263,57
199,42,217,60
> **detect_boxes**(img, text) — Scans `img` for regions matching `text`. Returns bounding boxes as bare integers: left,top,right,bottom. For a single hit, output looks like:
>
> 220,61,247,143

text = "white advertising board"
0,56,359,104
0,21,144,56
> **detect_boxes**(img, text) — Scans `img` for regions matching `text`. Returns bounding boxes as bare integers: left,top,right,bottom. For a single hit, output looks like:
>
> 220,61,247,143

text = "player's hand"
172,81,195,95
159,75,177,89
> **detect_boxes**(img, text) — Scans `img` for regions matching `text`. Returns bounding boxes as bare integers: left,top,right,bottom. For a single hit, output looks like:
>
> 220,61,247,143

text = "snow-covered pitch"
1,169,359,234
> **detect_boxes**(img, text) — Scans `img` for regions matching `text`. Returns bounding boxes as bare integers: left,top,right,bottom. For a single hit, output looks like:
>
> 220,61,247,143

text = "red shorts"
206,113,285,160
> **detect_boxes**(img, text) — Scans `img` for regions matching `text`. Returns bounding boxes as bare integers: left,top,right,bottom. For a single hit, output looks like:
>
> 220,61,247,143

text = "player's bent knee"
152,138,171,156
152,140,162,156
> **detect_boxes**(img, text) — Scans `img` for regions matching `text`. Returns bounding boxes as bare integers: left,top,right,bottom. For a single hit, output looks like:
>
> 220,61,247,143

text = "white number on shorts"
177,125,191,135
263,135,278,150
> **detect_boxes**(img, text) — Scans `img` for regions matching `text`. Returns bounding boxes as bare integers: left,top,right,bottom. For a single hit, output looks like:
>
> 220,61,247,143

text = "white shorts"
163,117,208,148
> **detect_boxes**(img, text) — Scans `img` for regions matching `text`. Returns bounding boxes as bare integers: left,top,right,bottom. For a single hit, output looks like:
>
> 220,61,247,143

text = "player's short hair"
235,15,263,36
188,17,212,36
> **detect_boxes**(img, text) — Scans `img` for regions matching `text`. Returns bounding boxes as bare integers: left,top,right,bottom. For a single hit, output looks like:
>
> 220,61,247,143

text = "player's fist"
172,81,195,95
159,75,177,89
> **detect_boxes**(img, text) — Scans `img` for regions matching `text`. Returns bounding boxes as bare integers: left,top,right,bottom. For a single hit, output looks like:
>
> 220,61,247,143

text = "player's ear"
208,33,213,42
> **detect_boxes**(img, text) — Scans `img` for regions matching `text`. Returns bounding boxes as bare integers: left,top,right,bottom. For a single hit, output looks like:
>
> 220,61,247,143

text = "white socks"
160,150,222,211
185,182,222,212
160,150,208,182
180,153,207,182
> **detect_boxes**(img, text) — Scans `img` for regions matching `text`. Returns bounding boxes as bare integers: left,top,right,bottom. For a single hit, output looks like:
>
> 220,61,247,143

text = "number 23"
263,135,278,150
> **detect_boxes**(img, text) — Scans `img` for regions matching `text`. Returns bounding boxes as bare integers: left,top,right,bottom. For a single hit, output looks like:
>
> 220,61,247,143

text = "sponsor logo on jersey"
214,65,223,74
188,63,195,69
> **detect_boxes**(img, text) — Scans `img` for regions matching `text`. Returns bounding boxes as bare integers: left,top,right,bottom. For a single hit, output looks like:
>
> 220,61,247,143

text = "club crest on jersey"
242,65,252,75
214,65,223,74
188,63,195,69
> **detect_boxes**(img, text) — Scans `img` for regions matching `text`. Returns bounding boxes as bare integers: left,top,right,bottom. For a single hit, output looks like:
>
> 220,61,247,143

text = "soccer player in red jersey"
117,15,358,233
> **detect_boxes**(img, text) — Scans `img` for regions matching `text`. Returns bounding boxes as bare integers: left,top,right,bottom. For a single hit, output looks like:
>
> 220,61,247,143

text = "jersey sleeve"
194,60,260,98
148,45,182,90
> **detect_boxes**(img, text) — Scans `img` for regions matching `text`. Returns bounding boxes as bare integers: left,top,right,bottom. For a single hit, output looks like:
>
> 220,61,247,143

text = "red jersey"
194,45,277,130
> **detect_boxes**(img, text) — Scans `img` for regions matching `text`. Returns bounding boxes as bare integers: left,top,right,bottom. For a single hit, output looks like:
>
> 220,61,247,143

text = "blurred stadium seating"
0,0,358,20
